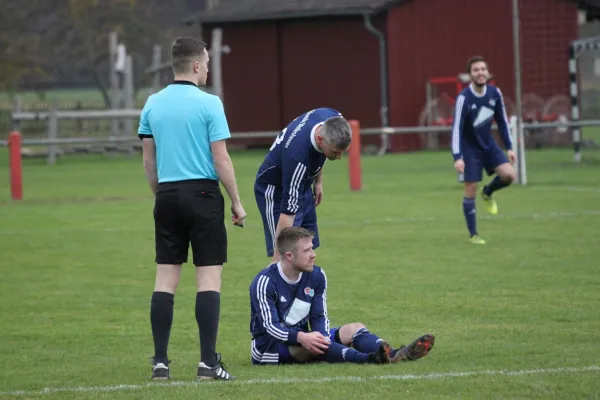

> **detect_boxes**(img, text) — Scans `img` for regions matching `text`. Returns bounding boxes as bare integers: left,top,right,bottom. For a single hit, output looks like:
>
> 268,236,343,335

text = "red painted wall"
206,22,282,133
385,0,578,152
519,0,578,98
206,16,386,148
278,16,384,128
205,0,578,152
386,0,515,151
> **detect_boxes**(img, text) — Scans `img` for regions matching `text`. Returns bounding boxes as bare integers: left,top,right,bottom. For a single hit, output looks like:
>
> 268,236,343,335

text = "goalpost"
568,35,600,163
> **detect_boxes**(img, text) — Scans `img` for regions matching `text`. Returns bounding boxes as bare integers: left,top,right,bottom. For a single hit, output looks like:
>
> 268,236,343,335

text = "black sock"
150,291,174,364
196,291,221,367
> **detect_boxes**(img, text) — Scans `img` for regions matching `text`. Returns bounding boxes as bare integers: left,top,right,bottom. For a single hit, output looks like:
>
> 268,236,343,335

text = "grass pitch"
0,148,599,399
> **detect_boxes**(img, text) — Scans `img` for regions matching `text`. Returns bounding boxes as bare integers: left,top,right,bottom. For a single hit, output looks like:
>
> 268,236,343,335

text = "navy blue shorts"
459,145,508,183
254,183,320,257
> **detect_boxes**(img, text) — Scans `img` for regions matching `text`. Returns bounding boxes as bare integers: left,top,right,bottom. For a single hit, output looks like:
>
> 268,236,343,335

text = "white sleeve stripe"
497,89,513,145
289,163,306,213
257,276,285,340
258,276,287,340
321,269,330,334
257,276,288,341
452,95,465,155
265,185,276,247
287,163,306,213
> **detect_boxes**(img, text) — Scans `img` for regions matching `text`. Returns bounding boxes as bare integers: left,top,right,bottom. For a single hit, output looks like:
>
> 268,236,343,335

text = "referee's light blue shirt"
138,81,231,183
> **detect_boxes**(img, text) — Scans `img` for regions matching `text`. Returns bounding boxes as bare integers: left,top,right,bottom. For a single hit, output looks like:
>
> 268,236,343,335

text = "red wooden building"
183,0,582,152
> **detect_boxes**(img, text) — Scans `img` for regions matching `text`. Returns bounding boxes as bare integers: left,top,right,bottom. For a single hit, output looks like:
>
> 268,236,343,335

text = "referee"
138,37,246,381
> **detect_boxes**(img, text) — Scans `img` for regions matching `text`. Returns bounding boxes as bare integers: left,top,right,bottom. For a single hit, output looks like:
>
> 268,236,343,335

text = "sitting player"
248,226,435,365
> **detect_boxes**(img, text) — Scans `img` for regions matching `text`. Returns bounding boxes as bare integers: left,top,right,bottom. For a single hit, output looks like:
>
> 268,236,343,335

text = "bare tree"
1,0,202,102
0,0,54,91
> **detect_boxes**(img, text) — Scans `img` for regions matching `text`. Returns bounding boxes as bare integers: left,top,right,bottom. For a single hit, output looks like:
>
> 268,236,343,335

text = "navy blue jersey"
255,108,342,215
249,262,330,347
451,84,513,161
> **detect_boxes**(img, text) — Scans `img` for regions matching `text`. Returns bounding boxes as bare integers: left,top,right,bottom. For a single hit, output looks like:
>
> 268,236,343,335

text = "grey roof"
182,0,403,25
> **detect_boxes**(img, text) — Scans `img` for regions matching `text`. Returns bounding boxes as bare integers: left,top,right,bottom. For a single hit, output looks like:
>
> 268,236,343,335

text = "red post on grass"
8,131,23,201
348,120,362,191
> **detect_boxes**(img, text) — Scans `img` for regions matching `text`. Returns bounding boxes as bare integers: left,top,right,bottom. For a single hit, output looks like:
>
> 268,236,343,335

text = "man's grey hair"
321,116,352,149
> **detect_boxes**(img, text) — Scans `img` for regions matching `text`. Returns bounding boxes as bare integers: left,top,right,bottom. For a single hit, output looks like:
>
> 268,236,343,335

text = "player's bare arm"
211,139,246,227
454,158,465,174
271,213,296,262
313,170,323,207
507,150,516,164
142,138,158,195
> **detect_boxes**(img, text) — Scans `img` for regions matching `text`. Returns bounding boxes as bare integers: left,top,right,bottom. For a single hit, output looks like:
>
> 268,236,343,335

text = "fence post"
109,31,120,137
509,115,521,185
151,45,162,93
124,55,134,135
8,131,23,201
348,120,362,191
47,101,59,165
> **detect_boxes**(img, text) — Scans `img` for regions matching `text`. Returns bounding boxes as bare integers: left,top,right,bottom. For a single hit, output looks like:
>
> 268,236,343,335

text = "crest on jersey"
489,99,496,107
304,287,314,297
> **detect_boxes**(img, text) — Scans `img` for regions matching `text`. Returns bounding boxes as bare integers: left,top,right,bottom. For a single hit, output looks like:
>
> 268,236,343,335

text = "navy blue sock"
351,327,383,354
483,176,511,196
463,197,477,237
324,341,370,364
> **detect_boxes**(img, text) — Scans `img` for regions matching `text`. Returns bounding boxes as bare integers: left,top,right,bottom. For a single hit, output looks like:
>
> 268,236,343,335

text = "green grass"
583,126,600,145
1,149,599,399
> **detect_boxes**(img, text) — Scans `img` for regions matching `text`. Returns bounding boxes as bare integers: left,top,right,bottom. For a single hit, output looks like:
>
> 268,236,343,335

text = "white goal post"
510,115,527,185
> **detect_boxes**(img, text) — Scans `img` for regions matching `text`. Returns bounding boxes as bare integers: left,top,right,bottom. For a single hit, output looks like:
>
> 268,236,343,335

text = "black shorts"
153,179,227,266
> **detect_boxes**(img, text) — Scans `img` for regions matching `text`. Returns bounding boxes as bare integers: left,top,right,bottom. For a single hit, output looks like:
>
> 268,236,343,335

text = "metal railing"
2,108,599,164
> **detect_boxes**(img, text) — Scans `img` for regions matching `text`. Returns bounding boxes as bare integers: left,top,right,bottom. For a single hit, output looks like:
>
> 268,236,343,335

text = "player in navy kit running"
255,108,352,261
451,56,517,244
249,226,435,366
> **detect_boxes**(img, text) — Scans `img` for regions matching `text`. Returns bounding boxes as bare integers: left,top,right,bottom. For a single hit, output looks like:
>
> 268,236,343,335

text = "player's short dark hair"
467,56,487,73
322,116,352,149
171,37,207,74
277,226,314,256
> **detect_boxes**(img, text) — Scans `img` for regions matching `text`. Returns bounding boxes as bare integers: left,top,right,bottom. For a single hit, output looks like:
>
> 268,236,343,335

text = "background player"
248,226,435,366
255,108,352,262
451,56,517,244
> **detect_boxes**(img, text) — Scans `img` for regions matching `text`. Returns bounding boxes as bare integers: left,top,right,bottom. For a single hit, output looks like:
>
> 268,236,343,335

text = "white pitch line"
1,365,598,397
531,185,600,194
0,210,599,236
359,209,600,225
